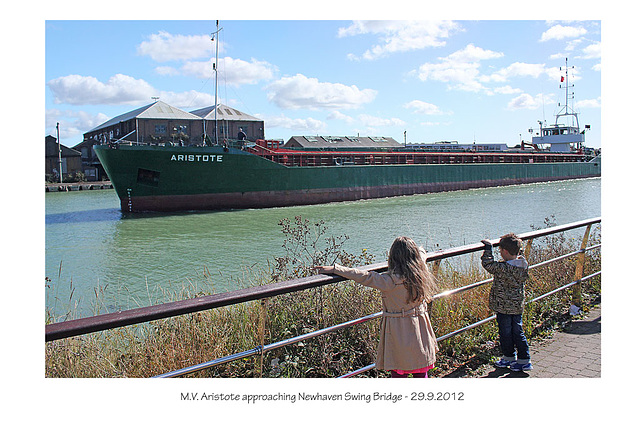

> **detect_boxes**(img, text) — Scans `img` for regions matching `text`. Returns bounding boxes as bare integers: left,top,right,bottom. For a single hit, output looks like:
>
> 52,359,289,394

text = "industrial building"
73,100,265,181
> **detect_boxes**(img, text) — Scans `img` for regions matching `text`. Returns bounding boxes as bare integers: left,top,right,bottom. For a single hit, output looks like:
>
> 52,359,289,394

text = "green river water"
45,178,600,318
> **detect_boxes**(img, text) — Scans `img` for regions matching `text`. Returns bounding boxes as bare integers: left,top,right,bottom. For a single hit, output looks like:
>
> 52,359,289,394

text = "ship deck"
247,143,590,168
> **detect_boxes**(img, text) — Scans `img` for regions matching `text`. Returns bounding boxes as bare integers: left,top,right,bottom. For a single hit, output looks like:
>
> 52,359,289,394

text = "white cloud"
137,31,214,62
507,93,540,110
417,61,482,86
266,74,377,110
540,25,587,42
47,74,215,107
413,43,584,100
138,31,276,85
404,100,443,115
581,42,601,59
419,121,452,127
414,44,502,93
181,56,276,85
481,62,546,83
46,109,110,141
507,93,556,110
446,43,503,63
576,98,601,109
264,114,326,133
358,114,405,127
48,74,157,105
159,90,216,108
339,20,460,60
327,111,354,123
564,38,583,52
492,85,523,95
338,20,401,37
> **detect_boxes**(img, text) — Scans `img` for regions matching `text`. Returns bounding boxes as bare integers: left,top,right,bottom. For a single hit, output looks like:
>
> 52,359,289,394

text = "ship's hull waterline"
94,144,601,212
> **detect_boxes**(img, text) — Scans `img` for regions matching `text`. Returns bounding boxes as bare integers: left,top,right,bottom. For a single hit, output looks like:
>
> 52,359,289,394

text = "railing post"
428,259,442,316
257,298,267,377
431,259,442,278
571,225,592,315
524,239,533,259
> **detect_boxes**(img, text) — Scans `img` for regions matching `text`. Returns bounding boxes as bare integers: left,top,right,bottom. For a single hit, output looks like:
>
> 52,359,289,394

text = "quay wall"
45,181,113,192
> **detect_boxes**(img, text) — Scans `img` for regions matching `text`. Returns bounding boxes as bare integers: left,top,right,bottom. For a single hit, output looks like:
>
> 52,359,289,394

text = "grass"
45,216,601,378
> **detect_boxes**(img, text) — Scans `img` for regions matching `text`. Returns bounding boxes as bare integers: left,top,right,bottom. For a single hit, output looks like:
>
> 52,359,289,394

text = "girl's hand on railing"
315,266,335,274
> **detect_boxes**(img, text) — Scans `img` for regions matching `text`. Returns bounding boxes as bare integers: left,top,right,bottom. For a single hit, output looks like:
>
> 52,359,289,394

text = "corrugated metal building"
190,104,264,142
45,135,82,180
77,100,264,180
82,100,203,146
82,100,264,146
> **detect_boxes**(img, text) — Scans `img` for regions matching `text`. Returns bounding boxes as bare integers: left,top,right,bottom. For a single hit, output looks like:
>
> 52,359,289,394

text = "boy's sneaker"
510,362,533,372
494,358,515,368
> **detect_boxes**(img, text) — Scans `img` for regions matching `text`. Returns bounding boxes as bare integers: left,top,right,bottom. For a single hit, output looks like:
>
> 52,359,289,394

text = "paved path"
475,303,601,378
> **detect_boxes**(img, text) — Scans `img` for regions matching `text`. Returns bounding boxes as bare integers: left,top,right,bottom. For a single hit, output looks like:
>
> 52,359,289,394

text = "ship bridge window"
137,168,160,187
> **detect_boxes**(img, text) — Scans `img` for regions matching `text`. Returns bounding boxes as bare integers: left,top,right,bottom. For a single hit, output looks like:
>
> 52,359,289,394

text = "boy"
481,233,532,372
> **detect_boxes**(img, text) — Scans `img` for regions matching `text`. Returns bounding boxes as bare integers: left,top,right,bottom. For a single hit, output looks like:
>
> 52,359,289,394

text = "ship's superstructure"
531,58,589,153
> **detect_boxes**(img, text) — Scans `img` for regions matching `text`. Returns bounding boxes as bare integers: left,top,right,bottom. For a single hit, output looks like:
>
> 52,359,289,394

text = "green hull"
94,144,601,212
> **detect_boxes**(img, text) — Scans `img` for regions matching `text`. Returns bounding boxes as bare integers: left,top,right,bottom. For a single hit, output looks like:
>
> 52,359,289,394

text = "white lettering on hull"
170,154,223,162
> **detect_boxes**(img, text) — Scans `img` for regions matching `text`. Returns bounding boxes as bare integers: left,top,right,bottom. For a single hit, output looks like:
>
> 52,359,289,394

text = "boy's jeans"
496,313,530,363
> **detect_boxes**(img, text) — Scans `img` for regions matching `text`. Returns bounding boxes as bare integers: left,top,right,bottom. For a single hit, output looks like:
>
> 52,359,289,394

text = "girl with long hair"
316,236,438,378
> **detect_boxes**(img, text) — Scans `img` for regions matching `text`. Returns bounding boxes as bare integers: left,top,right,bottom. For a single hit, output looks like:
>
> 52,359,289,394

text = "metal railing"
45,217,601,378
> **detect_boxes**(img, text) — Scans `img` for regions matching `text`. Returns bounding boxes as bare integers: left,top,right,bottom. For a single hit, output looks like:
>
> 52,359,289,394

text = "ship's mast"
211,21,222,146
556,57,579,129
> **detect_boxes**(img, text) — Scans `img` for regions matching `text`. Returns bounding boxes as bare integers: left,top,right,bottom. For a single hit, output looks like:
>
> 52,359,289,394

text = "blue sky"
45,18,602,150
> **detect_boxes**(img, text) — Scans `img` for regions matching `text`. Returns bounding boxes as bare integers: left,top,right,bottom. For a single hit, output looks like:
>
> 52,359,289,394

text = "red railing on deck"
247,140,590,168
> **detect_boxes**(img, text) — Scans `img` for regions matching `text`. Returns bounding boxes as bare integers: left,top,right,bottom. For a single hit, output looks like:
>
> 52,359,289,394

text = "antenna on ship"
557,57,577,127
211,20,222,146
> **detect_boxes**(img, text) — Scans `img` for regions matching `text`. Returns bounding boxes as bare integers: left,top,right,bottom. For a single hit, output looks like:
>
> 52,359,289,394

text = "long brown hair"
387,236,437,303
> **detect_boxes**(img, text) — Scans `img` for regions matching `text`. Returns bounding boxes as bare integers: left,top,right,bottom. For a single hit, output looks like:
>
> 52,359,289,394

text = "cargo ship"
93,27,599,212
94,137,599,212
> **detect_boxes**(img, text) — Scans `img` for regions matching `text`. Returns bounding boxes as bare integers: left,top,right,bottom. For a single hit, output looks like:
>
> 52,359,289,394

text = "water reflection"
45,208,123,225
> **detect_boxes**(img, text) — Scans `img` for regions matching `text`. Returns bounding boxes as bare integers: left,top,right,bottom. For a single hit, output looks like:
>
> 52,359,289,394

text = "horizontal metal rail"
339,270,601,378
413,243,601,301
45,217,600,342
154,312,383,378
156,241,601,378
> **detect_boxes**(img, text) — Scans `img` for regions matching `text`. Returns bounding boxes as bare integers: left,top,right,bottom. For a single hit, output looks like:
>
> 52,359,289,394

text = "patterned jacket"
481,246,529,315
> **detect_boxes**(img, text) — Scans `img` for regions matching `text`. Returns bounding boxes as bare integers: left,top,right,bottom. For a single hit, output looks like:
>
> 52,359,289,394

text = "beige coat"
333,264,438,371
